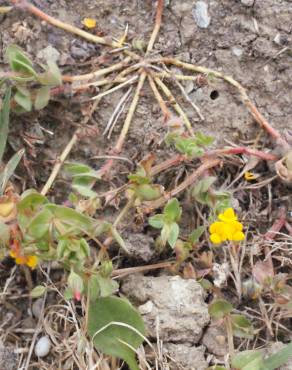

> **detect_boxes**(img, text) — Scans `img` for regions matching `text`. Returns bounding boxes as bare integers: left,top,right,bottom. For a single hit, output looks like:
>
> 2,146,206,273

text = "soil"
0,0,292,369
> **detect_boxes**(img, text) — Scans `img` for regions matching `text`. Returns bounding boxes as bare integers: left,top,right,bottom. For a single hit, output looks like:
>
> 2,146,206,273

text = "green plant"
149,197,182,248
2,45,62,112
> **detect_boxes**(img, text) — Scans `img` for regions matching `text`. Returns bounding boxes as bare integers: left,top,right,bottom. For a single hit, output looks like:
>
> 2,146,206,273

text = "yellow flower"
10,251,38,269
244,172,256,181
209,208,245,244
82,17,97,29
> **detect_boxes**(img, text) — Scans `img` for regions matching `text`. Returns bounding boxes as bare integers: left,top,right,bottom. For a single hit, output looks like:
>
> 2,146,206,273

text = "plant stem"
228,243,242,301
113,195,136,228
147,74,170,120
225,315,235,358
207,147,278,161
143,158,220,211
146,0,164,54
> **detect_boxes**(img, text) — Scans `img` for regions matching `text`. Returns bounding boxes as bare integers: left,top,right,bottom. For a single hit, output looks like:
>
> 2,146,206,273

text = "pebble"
273,33,288,46
192,1,211,29
241,0,255,6
232,46,243,58
34,336,51,358
32,298,43,319
37,45,60,63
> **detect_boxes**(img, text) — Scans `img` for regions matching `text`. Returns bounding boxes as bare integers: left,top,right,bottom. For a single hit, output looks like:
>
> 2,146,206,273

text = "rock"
37,45,60,63
163,343,208,370
232,46,243,58
32,298,43,319
122,274,210,343
273,33,288,46
202,324,228,357
123,233,155,262
266,342,292,370
0,341,17,370
241,0,255,6
34,336,51,358
192,1,211,29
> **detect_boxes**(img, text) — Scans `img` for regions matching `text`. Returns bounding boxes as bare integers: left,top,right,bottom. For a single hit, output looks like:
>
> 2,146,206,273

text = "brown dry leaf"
252,259,274,286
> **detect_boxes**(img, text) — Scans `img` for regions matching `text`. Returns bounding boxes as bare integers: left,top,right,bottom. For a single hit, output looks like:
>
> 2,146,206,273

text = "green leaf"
88,275,100,302
68,269,84,299
88,296,145,370
6,45,37,77
161,223,170,246
96,275,119,297
38,60,62,86
168,222,179,248
18,190,48,211
195,132,214,146
111,227,129,254
14,90,32,111
65,162,93,175
72,184,97,198
34,86,50,110
209,299,233,319
148,214,164,229
192,176,216,197
189,226,205,244
27,208,53,239
207,367,227,370
31,285,46,298
263,342,292,370
231,350,264,370
0,87,11,163
45,204,93,233
0,149,24,194
164,198,181,223
135,184,163,201
231,314,254,339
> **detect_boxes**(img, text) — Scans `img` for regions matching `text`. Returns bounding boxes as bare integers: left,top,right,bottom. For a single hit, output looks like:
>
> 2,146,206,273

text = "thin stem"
150,154,186,176
147,74,171,120
10,0,118,47
41,131,78,196
91,75,138,100
206,147,279,161
225,315,235,358
113,195,136,228
161,57,289,148
62,57,131,82
146,0,164,54
154,76,194,135
143,158,220,211
112,261,172,278
0,6,13,13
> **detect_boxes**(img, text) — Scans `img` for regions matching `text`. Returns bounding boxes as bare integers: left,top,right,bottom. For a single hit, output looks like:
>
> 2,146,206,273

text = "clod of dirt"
241,0,255,6
163,343,208,370
123,233,156,262
266,342,292,370
37,45,60,63
202,324,228,357
121,274,210,343
0,341,17,370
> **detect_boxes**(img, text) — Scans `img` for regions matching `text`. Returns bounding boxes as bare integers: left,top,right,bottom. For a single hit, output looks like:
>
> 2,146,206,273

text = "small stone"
192,1,211,29
32,298,43,319
241,0,255,6
37,45,60,63
123,233,156,262
138,300,154,315
163,343,208,370
273,33,288,46
34,336,51,358
202,325,228,357
232,46,243,58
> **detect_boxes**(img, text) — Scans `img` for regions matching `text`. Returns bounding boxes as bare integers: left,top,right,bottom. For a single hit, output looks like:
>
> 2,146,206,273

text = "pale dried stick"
147,0,164,54
91,75,138,100
41,100,99,195
154,76,194,135
148,74,171,120
0,6,13,13
161,57,289,149
107,87,133,138
62,57,131,82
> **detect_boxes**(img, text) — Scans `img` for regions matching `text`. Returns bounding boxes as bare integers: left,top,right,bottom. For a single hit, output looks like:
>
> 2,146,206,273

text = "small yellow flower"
82,17,97,29
209,208,245,244
10,251,38,269
244,172,256,181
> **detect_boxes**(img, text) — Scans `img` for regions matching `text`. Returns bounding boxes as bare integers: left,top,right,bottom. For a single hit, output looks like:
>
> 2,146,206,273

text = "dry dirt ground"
0,0,292,369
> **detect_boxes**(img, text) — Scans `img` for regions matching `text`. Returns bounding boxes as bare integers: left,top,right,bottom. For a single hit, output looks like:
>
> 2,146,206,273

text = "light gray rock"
164,343,208,370
0,341,17,370
123,233,155,262
232,46,244,58
37,45,60,63
241,0,255,6
34,336,51,358
192,1,211,29
122,274,210,343
202,324,228,357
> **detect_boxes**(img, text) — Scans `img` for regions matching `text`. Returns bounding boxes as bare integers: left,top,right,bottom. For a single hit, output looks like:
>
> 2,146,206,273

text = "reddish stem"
207,147,278,161
264,207,286,241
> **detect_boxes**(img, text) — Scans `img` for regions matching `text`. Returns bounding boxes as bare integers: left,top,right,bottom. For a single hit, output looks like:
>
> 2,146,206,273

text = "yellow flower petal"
232,231,245,242
218,208,237,223
15,256,26,265
82,18,97,29
232,220,243,232
244,172,256,181
210,233,222,244
209,221,222,234
26,255,38,269
9,250,17,258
